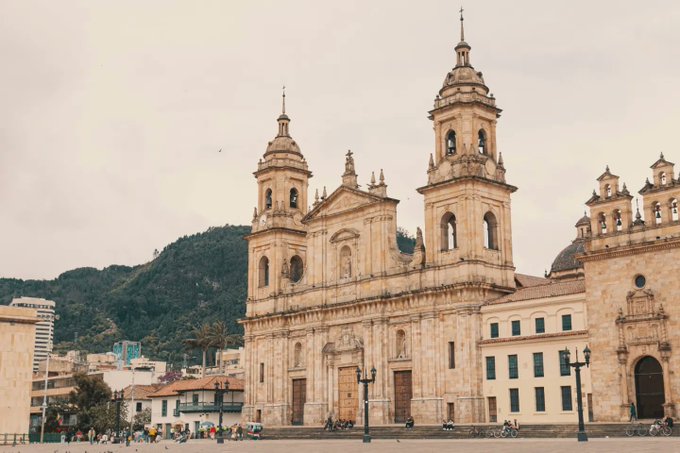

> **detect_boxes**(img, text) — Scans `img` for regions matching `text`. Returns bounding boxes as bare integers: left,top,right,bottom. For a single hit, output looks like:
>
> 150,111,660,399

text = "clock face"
485,157,495,176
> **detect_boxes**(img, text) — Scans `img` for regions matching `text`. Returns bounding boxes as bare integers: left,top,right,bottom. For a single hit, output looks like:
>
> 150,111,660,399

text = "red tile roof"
514,273,549,288
488,279,585,305
148,376,244,398
122,384,164,400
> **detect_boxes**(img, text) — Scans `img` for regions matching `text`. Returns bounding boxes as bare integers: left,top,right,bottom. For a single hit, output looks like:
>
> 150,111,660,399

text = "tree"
209,320,242,373
68,373,113,430
133,408,151,430
183,324,213,377
89,401,129,433
158,370,182,384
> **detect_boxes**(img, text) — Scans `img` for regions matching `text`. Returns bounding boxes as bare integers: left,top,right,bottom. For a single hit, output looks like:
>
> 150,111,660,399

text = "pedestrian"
237,423,243,441
88,427,95,445
630,402,637,421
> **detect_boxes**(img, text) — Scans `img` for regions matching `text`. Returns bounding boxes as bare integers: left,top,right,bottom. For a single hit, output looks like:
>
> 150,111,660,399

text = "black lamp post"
111,390,123,443
356,366,377,443
563,345,591,442
214,381,228,444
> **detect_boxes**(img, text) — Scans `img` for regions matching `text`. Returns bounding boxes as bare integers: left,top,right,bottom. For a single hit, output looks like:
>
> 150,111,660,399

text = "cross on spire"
282,85,286,114
459,6,465,41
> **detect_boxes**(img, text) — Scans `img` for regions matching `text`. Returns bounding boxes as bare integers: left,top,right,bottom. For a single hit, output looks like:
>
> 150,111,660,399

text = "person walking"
87,427,96,445
629,402,637,421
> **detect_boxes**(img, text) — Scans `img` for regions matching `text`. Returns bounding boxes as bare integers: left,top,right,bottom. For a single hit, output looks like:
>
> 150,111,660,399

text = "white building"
10,297,55,371
148,376,244,439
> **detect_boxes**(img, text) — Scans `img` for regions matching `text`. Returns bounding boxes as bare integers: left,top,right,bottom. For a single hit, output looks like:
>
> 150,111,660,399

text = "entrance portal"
338,367,358,422
394,370,412,423
292,379,306,425
634,356,665,419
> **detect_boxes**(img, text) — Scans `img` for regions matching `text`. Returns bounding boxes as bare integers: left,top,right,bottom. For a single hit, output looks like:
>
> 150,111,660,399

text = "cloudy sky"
2,0,679,280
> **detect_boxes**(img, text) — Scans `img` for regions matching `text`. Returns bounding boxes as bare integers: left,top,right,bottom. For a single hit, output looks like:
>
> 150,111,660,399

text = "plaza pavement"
2,438,680,453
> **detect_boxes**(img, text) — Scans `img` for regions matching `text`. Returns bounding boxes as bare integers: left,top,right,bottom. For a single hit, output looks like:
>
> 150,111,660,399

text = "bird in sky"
218,148,222,152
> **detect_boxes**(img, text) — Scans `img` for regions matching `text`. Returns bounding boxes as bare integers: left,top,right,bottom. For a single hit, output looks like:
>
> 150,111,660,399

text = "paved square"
2,438,680,453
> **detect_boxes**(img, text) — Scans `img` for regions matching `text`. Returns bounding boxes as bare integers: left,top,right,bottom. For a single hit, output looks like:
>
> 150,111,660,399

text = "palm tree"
209,321,242,373
183,324,213,378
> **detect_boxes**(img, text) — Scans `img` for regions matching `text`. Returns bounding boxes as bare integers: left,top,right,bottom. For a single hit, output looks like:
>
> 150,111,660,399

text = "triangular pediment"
303,186,388,222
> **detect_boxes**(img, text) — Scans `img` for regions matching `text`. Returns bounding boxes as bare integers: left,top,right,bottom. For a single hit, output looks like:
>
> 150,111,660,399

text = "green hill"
0,225,250,365
0,225,415,366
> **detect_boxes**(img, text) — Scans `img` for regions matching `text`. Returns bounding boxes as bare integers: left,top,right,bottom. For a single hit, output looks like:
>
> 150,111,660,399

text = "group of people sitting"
324,417,355,431
441,419,455,431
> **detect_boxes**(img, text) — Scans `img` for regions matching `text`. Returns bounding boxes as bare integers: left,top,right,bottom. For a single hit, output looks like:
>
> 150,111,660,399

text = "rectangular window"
175,399,180,412
192,394,199,404
509,388,520,413
511,320,521,336
490,322,499,339
561,386,573,411
535,317,545,334
161,400,167,417
136,402,142,412
508,354,518,379
448,342,455,369
559,351,571,376
562,314,572,331
486,356,496,380
259,362,265,383
535,387,545,412
533,352,544,377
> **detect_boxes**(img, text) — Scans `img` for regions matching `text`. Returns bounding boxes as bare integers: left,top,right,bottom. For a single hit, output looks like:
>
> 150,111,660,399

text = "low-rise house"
148,376,244,438
122,384,163,419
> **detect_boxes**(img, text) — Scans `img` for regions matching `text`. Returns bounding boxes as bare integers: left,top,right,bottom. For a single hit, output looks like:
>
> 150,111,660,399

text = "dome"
442,66,487,91
265,135,301,155
550,239,585,274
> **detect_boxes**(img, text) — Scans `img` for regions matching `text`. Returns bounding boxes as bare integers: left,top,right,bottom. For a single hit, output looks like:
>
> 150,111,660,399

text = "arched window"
483,212,498,250
258,256,270,287
599,213,607,234
661,172,667,185
446,131,457,155
289,188,299,209
478,129,487,154
265,189,273,210
672,199,679,222
290,255,303,283
440,212,457,250
396,329,406,358
340,246,352,278
293,342,302,367
655,202,662,224
605,184,612,198
614,209,623,232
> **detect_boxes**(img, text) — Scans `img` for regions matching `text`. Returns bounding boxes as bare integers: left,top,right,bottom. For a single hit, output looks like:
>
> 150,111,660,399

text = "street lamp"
214,381,229,444
356,366,377,443
111,390,124,443
563,345,591,442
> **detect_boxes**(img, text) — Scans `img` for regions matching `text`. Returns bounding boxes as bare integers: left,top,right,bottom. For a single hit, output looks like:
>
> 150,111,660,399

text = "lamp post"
214,381,229,444
356,366,377,443
112,390,124,443
563,345,591,442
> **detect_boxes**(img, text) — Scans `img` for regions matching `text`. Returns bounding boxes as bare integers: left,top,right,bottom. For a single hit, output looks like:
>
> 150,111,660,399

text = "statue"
344,150,355,175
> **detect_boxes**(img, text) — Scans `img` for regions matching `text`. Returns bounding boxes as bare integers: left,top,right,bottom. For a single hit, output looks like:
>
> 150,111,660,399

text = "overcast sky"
2,0,679,280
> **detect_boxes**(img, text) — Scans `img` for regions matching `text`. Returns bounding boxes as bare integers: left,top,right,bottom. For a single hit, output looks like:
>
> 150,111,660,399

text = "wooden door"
394,370,412,423
338,367,358,421
488,397,497,423
292,379,306,425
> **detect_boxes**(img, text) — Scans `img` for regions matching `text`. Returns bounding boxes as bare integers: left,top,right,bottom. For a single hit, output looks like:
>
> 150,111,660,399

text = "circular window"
634,275,646,289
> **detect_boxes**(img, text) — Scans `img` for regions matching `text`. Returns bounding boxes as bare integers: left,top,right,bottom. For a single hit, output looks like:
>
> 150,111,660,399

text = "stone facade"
240,17,680,426
0,305,38,435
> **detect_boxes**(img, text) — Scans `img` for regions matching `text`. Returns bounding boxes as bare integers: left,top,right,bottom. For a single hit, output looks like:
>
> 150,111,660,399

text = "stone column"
617,348,629,420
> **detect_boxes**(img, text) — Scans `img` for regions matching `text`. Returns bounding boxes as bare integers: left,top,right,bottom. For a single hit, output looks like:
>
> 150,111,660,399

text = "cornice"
479,329,588,346
579,236,680,263
416,175,517,194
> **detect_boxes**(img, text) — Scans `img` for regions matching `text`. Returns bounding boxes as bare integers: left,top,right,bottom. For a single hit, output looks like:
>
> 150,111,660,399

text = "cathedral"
240,16,680,425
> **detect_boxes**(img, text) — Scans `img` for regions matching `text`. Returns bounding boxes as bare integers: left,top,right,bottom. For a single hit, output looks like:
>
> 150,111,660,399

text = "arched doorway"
634,356,665,419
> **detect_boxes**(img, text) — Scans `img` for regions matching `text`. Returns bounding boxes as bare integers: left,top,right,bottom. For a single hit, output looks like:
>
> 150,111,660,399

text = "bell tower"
246,90,311,305
417,12,516,289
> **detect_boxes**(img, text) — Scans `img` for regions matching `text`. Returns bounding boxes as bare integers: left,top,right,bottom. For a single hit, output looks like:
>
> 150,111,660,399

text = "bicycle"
468,426,485,438
649,420,673,437
625,423,641,437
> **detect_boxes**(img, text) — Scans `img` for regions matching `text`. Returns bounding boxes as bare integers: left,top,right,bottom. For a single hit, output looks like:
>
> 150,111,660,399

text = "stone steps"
264,423,679,439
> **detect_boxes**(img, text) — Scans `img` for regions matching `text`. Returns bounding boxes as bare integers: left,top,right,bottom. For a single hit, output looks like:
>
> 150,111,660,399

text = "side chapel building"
240,16,679,425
